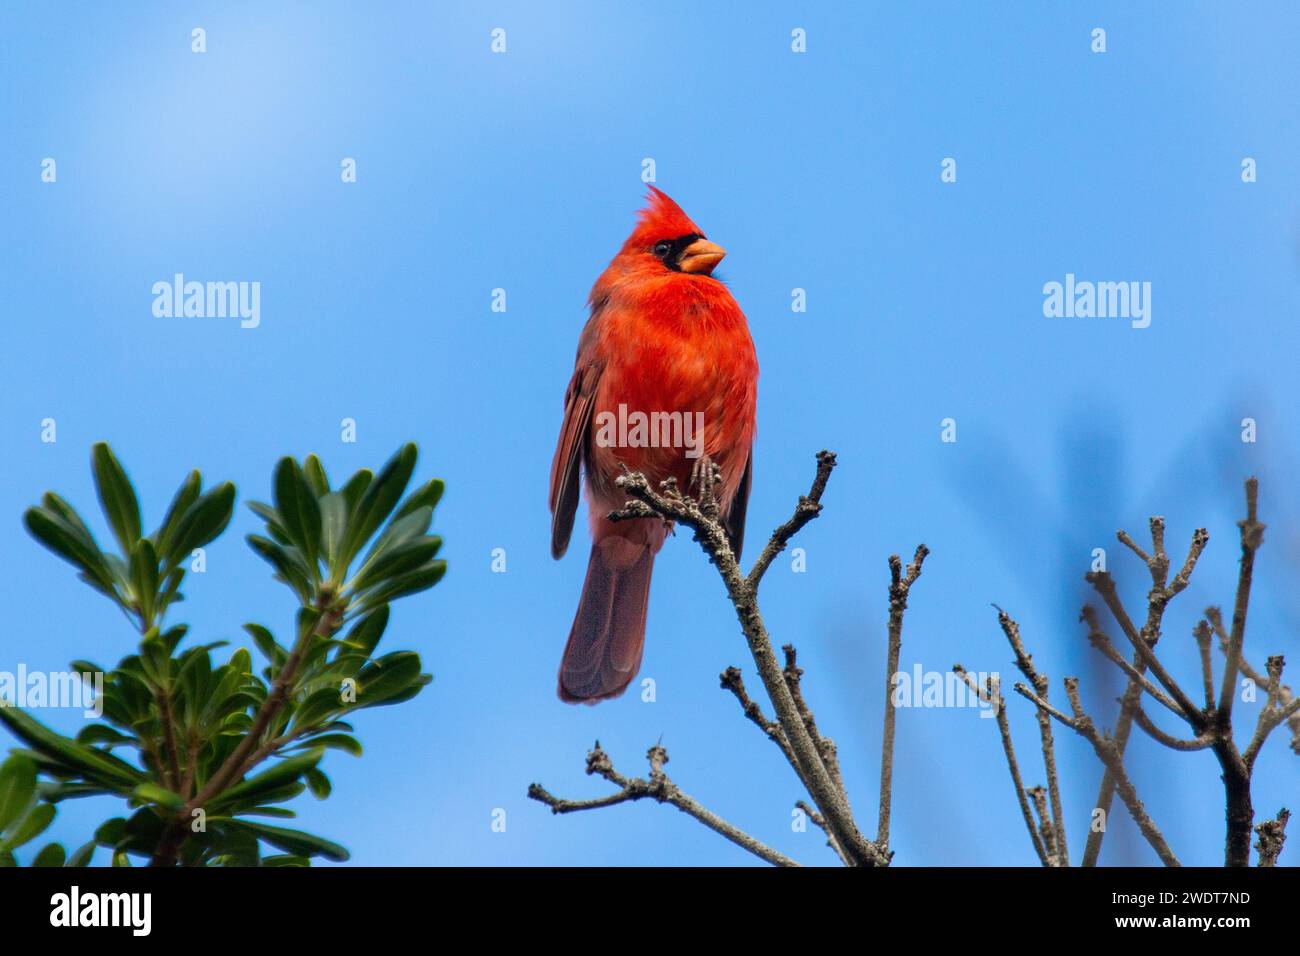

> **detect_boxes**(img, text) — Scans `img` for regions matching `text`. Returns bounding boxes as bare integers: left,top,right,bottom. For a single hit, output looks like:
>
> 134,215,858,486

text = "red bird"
549,186,759,703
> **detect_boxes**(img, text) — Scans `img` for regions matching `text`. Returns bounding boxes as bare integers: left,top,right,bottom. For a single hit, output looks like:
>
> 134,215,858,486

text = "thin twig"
720,666,795,768
1087,572,1203,725
744,452,836,590
783,646,846,798
1218,478,1264,726
954,666,1049,866
1016,679,1180,867
877,545,928,854
1027,785,1057,865
1082,608,1188,719
995,605,1067,865
1194,620,1216,711
1223,633,1300,754
720,665,839,859
528,742,798,867
1131,705,1213,751
795,799,851,865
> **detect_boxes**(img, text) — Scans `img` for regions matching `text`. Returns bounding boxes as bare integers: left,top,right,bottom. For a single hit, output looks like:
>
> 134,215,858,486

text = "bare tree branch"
719,663,849,861
1194,620,1216,711
994,605,1067,865
1218,478,1264,726
1244,657,1299,769
744,451,836,590
1131,704,1213,751
1087,572,1204,727
1080,522,1208,866
528,742,799,868
955,667,1049,866
1216,625,1300,756
720,666,795,767
1082,607,1189,719
604,451,886,866
1027,785,1058,865
876,545,928,855
1016,679,1180,867
783,645,846,799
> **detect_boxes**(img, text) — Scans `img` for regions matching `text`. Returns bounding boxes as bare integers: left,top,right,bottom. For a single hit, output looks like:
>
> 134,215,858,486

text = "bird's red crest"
622,185,705,250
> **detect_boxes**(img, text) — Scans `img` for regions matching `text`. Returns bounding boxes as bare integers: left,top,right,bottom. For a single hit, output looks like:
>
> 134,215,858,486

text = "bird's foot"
688,455,722,520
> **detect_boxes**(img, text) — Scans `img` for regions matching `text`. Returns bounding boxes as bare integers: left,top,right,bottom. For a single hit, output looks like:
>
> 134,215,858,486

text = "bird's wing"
549,359,602,559
725,450,753,562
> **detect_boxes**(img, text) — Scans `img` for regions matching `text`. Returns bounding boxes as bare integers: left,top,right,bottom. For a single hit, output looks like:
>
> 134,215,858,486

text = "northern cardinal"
549,187,759,703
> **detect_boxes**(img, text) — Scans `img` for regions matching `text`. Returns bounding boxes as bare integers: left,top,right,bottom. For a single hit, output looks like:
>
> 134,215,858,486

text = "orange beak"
678,238,726,275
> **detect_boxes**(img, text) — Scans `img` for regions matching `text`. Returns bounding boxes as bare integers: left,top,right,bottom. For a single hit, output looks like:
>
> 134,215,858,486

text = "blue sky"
2,1,1298,866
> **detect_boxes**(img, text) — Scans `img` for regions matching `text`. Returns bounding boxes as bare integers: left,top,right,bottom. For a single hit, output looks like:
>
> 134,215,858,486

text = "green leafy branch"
1,442,445,867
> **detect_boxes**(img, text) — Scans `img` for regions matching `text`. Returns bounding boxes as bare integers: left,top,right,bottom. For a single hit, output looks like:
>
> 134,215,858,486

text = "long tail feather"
558,535,654,703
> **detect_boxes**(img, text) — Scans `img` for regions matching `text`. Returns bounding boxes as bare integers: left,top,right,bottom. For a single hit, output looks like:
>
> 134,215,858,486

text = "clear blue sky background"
2,1,1298,866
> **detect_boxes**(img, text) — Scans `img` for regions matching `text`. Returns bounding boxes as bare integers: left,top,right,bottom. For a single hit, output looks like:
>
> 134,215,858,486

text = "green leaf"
138,626,170,686
368,674,431,709
274,457,322,570
75,725,137,749
228,647,253,676
66,842,95,867
305,767,331,800
166,482,235,567
292,733,361,757
23,508,118,596
226,820,349,862
244,623,288,669
156,568,186,616
0,707,144,791
0,757,37,831
338,444,417,569
115,807,165,856
290,686,348,732
94,818,127,847
92,442,142,555
214,748,324,808
4,802,55,850
247,535,313,602
319,493,348,572
177,649,214,726
231,781,306,808
261,854,310,867
351,535,442,595
41,494,106,565
340,469,373,514
155,470,201,557
355,560,446,612
128,538,160,624
32,843,66,867
353,652,424,708
237,806,296,819
247,501,291,544
39,782,112,802
338,606,389,659
303,455,330,497
354,505,432,573
132,783,184,812
159,623,189,654
394,477,445,521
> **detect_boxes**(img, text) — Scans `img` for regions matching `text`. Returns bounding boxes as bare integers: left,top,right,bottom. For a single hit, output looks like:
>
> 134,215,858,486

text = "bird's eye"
652,241,672,258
